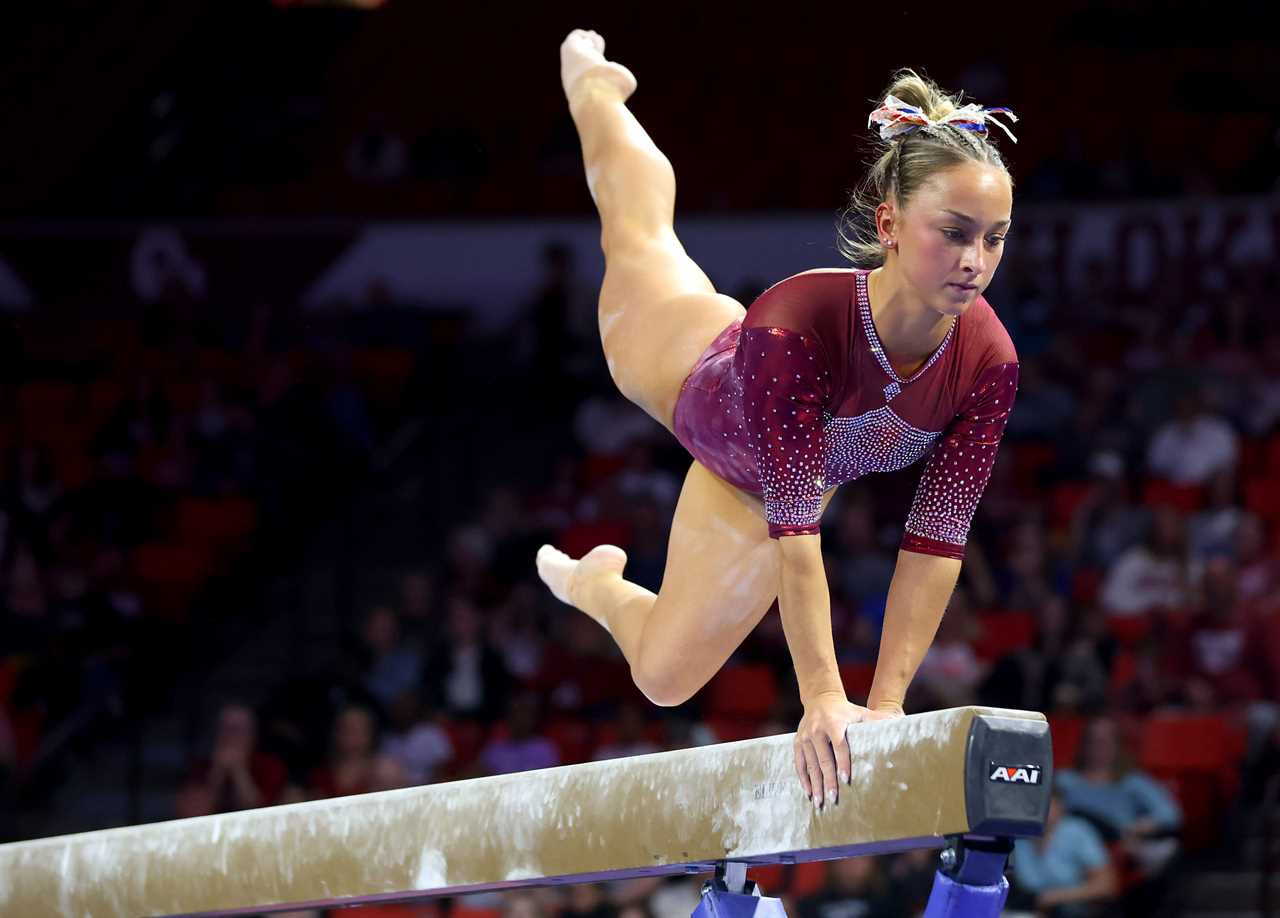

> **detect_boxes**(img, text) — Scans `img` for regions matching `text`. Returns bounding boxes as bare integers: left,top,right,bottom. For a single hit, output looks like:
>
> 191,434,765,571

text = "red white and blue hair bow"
868,94,1019,144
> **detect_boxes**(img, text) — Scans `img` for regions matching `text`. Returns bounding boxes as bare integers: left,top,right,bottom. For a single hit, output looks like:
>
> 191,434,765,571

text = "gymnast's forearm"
866,549,962,713
776,534,844,704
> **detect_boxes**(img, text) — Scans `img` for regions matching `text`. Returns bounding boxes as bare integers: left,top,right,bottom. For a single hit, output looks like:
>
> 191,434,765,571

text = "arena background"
1,2,1278,916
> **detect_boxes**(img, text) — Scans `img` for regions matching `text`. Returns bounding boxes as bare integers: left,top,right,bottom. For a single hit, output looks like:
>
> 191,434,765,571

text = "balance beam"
0,705,1050,917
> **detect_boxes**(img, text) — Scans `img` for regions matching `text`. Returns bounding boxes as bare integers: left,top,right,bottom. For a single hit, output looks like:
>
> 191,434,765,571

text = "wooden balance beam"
0,705,1051,917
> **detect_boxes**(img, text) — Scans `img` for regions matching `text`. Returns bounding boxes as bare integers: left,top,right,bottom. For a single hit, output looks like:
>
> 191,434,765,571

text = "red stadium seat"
839,662,875,701
1048,481,1093,530
451,906,501,918
1047,715,1085,769
132,544,217,620
788,861,827,897
1245,477,1280,523
749,864,786,895
1011,443,1056,496
440,720,487,775
1108,649,1138,694
594,721,666,750
706,717,759,743
545,718,593,765
339,905,440,918
1138,713,1242,773
176,496,258,549
1142,479,1203,513
16,381,78,432
1106,613,1152,648
973,610,1037,662
706,665,777,720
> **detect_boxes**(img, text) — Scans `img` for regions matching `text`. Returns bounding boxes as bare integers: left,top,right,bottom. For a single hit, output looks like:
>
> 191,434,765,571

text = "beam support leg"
692,862,787,918
922,836,1013,918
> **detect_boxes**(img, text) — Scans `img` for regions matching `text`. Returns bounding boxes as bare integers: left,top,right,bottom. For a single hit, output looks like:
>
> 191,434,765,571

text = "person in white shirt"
1146,394,1239,486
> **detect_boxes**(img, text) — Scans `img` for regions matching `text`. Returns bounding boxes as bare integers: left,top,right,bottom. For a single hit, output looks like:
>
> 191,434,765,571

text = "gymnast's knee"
631,657,699,708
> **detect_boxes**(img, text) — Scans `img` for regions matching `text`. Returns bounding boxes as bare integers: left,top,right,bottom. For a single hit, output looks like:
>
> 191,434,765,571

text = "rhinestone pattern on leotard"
857,271,955,403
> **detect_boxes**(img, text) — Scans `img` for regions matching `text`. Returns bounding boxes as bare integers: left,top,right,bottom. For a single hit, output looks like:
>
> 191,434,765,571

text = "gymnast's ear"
873,199,898,248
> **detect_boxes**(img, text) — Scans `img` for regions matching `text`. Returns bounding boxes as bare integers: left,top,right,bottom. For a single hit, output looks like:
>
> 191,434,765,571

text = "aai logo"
989,763,1042,785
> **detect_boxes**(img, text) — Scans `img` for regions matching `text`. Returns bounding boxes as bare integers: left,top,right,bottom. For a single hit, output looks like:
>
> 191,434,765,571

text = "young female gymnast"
538,29,1020,811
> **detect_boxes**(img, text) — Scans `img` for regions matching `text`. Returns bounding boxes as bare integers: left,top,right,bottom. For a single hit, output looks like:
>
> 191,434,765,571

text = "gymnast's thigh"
633,464,842,703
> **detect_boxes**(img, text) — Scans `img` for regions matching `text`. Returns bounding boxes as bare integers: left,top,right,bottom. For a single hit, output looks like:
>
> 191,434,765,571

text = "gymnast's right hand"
794,694,902,810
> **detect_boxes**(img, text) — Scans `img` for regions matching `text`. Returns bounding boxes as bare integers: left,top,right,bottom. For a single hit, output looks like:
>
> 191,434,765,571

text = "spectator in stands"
1055,715,1181,914
1242,332,1280,436
488,582,547,682
353,605,423,713
1146,393,1239,486
423,593,512,721
593,703,659,761
301,702,402,800
378,688,452,786
795,856,901,918
93,376,171,460
1007,785,1118,918
1068,451,1148,572
1003,358,1075,440
0,705,16,794
345,113,408,182
478,692,559,775
618,494,667,594
1234,513,1280,615
1187,469,1244,565
504,892,547,918
1170,557,1269,709
174,702,287,817
999,518,1064,610
4,446,63,541
398,568,435,627
563,880,619,918
1098,506,1189,617
833,500,894,608
912,590,985,710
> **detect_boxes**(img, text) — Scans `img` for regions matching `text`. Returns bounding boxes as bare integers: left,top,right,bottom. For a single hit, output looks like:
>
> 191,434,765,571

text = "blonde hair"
837,68,1014,268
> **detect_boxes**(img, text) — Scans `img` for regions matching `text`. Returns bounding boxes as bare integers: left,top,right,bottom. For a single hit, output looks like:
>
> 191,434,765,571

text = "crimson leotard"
672,268,1018,559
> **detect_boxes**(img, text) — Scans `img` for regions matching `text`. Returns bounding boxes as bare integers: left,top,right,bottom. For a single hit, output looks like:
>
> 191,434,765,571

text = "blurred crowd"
138,240,1280,918
3,232,1279,915
0,294,390,829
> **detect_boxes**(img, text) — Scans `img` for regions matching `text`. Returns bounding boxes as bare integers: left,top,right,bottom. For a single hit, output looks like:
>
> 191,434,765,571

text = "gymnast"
538,29,1020,812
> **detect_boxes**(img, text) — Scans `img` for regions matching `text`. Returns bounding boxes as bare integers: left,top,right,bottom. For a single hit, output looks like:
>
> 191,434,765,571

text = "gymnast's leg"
539,33,776,704
543,462,781,706
559,29,744,430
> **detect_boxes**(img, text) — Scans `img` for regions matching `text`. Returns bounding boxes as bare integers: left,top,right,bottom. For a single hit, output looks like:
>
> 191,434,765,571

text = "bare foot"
536,544,628,628
560,28,637,104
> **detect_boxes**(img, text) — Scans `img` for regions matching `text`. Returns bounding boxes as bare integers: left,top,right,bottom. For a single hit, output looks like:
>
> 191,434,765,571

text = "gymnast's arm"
777,532,843,705
867,550,960,712
869,361,1020,710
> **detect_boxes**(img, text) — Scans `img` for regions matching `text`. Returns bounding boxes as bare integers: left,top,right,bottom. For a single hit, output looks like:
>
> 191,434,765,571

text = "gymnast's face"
884,161,1013,318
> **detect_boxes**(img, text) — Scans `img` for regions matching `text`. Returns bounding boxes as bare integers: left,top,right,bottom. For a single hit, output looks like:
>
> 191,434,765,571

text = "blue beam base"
922,869,1010,918
692,887,788,918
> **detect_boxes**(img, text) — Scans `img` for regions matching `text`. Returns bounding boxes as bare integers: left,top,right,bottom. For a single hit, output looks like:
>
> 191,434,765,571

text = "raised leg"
561,29,745,431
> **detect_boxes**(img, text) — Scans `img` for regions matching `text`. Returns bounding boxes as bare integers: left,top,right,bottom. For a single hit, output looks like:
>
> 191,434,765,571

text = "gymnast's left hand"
794,694,904,810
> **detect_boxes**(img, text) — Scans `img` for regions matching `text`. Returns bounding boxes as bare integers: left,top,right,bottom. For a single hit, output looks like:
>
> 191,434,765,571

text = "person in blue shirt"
1056,715,1182,914
1009,785,1119,918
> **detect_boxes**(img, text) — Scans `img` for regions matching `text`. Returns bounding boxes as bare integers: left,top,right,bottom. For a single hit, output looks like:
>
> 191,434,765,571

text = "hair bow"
868,94,1018,144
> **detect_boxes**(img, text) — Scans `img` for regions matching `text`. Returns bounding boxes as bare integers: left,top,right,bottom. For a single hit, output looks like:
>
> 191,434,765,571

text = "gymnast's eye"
941,228,964,241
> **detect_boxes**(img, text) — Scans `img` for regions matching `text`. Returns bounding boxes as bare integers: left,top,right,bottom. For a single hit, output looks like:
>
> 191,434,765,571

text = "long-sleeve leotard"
672,268,1018,559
